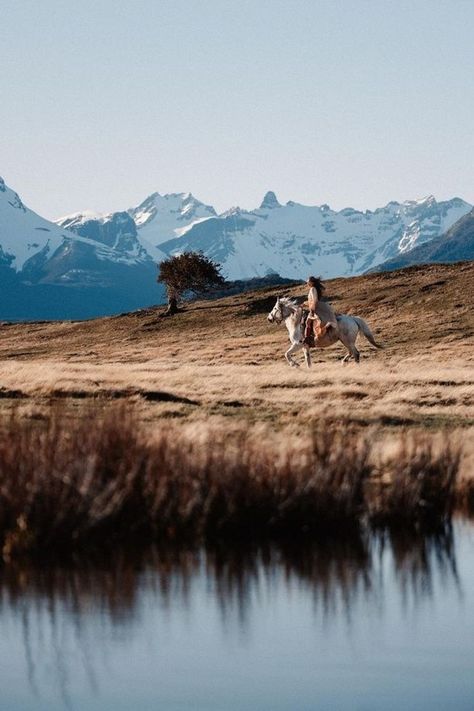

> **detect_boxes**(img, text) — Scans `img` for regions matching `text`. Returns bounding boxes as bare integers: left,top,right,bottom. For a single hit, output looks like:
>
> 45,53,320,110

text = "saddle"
301,310,331,346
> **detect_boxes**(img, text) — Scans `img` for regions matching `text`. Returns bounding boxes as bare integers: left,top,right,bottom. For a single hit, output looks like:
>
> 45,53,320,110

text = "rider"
303,276,338,346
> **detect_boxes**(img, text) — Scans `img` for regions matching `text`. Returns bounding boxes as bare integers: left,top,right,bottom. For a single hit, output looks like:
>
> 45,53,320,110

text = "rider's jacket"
307,287,338,328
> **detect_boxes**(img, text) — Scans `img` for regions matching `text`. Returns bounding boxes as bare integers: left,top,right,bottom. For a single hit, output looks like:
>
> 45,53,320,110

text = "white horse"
267,297,383,367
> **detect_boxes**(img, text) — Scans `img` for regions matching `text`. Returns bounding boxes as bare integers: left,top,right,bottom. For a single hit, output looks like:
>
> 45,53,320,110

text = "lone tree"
158,251,225,315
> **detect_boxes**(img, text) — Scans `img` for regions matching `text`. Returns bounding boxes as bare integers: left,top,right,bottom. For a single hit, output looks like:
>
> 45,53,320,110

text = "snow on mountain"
0,175,162,277
372,208,474,272
0,175,69,271
58,189,471,282
2,172,472,321
128,192,217,246
159,192,472,280
0,176,165,320
56,210,167,264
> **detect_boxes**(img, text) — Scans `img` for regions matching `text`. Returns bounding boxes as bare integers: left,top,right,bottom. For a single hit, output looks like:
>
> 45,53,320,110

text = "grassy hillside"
0,261,473,438
0,261,473,559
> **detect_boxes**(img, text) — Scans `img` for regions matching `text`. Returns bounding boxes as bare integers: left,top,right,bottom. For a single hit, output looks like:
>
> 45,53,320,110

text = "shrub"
157,252,225,314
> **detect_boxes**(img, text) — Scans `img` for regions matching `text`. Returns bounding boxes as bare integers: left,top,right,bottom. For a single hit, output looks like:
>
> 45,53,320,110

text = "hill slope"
0,262,472,436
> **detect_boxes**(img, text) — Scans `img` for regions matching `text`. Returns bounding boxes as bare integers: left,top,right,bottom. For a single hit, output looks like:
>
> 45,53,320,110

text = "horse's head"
267,297,284,324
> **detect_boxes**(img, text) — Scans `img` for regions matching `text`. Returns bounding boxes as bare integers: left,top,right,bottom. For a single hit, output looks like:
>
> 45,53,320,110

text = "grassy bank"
0,405,465,563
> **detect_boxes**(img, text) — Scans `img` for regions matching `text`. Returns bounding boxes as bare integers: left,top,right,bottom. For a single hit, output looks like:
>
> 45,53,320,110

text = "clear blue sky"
1,0,473,219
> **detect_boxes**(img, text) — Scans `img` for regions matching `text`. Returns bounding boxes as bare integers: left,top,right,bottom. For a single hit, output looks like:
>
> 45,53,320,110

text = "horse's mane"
279,297,300,310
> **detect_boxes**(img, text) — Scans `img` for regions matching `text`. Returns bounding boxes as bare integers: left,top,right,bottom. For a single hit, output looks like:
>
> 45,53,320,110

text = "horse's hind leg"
351,346,360,363
303,345,312,369
338,331,359,364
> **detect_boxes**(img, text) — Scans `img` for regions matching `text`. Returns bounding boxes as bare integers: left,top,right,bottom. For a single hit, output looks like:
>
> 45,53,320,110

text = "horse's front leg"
285,342,303,367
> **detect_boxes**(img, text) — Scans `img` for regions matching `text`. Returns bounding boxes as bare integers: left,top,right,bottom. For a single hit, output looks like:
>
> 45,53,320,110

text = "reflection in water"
381,525,460,606
0,523,467,710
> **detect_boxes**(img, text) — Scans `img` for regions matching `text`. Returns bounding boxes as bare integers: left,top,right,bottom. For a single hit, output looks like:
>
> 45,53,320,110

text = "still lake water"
1,523,474,711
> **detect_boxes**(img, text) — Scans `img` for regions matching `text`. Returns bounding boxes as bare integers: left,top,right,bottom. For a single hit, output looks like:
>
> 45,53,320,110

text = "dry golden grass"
0,263,472,559
0,262,473,471
0,404,463,561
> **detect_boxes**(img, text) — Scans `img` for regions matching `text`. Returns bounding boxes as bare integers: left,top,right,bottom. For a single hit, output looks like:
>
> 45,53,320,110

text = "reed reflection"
0,524,461,707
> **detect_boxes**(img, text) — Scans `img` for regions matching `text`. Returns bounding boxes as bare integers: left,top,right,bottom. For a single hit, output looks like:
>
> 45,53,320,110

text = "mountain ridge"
1,173,472,320
158,192,471,280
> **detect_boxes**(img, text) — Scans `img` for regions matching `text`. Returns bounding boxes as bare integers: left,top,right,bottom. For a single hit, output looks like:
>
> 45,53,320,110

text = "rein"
279,304,303,340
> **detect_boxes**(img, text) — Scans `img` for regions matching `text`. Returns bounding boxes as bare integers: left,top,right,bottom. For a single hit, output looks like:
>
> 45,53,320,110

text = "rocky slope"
372,209,474,272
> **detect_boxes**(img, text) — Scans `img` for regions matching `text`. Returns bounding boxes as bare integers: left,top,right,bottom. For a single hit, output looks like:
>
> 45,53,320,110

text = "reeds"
0,406,464,562
369,435,461,529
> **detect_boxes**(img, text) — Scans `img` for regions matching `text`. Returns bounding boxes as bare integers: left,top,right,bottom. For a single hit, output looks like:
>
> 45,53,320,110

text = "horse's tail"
352,317,384,349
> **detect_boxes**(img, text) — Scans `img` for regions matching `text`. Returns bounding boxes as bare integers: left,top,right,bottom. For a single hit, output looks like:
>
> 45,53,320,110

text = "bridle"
268,300,297,325
270,304,284,324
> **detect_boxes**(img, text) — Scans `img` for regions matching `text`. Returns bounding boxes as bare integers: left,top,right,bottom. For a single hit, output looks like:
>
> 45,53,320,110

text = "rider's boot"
303,319,315,347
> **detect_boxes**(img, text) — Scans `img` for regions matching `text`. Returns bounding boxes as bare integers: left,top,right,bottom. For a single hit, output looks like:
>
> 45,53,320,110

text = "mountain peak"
260,191,281,209
404,195,436,207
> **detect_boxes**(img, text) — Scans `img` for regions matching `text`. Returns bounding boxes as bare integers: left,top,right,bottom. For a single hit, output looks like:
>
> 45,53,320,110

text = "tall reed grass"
0,406,463,562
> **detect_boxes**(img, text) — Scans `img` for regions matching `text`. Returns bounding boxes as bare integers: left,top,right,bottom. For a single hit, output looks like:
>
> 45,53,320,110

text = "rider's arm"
308,287,318,315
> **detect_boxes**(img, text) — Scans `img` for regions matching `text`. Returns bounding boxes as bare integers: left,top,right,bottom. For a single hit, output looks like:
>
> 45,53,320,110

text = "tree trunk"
166,295,178,315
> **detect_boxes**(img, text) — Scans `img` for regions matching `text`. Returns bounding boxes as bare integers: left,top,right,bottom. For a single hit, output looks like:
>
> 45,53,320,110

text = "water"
1,523,474,711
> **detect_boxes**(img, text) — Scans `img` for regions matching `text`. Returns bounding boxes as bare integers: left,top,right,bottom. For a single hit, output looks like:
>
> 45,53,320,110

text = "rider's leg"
299,312,308,343
304,317,316,345
317,319,338,338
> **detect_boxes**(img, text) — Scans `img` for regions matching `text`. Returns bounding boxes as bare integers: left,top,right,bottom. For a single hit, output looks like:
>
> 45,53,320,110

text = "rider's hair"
307,276,325,299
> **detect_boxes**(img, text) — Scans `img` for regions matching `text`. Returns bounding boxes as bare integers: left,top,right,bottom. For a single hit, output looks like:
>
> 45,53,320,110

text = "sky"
1,0,473,219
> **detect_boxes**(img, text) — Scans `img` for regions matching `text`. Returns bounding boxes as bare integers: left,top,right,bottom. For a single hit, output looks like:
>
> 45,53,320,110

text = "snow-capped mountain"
2,173,472,321
372,208,474,272
159,192,472,280
0,175,70,272
53,190,213,273
0,176,165,320
56,210,167,265
128,192,216,246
